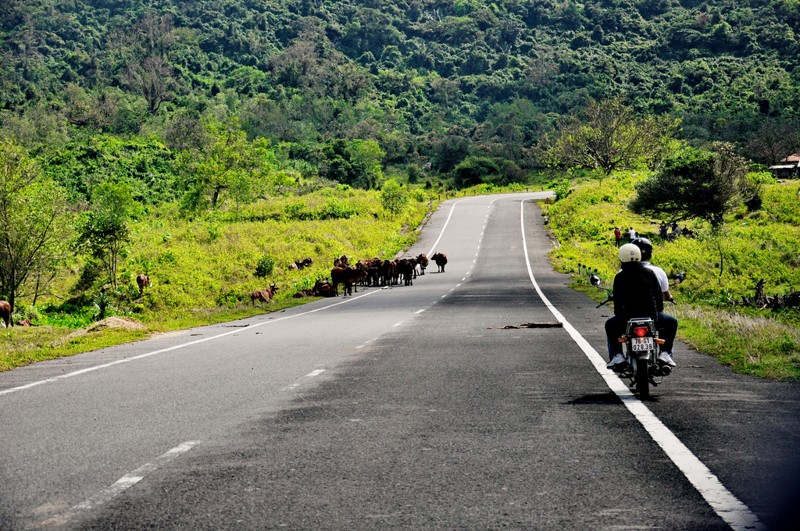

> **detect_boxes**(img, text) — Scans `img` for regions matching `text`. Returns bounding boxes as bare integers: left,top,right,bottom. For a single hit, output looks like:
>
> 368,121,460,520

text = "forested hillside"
2,0,799,188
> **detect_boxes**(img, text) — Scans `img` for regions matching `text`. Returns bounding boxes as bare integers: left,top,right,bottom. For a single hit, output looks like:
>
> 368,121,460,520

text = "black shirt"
612,262,662,321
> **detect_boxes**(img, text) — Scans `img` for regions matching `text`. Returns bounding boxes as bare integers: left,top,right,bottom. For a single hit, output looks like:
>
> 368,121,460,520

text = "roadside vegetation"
545,173,800,380
0,184,434,371
0,1,798,380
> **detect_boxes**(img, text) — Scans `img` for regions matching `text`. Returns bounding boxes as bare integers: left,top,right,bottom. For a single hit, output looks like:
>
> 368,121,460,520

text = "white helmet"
618,243,641,263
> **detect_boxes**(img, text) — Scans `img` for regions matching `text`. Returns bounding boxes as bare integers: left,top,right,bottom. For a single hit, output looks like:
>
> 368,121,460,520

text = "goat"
670,272,686,285
289,257,313,270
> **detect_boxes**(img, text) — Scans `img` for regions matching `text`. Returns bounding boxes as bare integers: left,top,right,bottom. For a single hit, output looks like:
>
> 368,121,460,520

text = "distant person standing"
628,226,636,241
614,226,622,247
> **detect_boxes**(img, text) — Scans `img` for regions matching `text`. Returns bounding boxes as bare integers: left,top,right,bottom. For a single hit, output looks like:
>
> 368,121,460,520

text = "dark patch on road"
497,322,563,329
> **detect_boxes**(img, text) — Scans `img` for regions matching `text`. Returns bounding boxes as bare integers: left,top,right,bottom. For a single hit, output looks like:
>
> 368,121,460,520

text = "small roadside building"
769,152,800,178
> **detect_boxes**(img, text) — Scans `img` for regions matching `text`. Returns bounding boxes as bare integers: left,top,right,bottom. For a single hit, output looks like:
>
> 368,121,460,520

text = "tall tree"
77,181,139,290
630,142,749,228
545,98,671,176
0,139,71,313
178,120,275,212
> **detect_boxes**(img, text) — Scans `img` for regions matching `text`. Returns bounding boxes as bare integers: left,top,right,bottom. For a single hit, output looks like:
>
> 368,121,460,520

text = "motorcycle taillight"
633,326,649,337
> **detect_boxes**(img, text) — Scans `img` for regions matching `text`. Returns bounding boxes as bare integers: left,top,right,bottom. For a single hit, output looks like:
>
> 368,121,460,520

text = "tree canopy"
630,143,750,227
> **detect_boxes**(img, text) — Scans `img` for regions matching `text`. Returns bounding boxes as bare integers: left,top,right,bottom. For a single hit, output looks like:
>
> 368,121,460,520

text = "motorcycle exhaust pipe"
660,365,673,376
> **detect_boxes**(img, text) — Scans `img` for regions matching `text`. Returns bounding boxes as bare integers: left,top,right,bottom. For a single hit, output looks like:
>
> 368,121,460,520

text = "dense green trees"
0,0,797,320
1,0,797,178
0,140,71,311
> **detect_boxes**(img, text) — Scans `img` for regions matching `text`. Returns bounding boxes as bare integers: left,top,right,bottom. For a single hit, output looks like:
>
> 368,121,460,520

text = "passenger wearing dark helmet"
605,244,663,370
632,237,678,367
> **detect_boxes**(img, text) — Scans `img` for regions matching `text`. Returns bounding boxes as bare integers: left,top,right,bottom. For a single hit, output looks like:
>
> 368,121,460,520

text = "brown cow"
0,300,11,328
396,258,415,286
312,280,336,297
378,259,396,287
331,266,366,296
431,252,448,273
251,283,279,305
136,274,150,295
289,257,313,270
416,253,429,275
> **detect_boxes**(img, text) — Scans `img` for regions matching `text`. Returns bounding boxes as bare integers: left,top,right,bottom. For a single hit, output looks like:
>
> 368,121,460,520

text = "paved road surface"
1,193,798,530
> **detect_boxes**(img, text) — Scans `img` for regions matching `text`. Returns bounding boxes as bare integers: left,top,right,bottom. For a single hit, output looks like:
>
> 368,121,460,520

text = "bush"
254,255,276,278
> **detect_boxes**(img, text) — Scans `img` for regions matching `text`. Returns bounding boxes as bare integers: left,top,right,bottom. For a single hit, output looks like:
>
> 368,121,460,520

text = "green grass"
1,186,435,372
548,173,800,380
4,178,798,381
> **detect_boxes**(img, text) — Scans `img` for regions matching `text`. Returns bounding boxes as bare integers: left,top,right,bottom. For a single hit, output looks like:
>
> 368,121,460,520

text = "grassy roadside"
0,185,438,372
3,180,798,381
549,174,800,381
0,298,310,372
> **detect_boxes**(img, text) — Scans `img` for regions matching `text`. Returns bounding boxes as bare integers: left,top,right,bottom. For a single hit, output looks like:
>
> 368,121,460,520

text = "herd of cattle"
0,253,450,327
252,252,449,304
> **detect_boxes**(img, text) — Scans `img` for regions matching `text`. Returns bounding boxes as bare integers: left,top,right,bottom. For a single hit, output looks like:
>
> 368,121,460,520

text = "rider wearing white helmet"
605,243,663,370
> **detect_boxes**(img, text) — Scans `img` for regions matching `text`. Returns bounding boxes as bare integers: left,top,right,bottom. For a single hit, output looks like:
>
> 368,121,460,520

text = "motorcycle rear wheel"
635,358,650,398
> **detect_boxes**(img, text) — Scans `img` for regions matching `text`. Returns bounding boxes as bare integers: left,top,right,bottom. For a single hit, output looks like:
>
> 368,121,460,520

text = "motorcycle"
598,291,672,398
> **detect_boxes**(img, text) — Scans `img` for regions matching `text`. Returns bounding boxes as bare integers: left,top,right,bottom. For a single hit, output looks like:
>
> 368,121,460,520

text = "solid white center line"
519,200,764,531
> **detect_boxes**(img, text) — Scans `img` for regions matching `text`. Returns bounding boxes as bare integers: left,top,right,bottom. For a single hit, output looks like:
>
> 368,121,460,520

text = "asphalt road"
1,193,798,530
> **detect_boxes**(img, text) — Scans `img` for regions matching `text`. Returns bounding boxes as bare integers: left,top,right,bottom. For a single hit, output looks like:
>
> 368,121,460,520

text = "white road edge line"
519,200,764,531
38,440,201,528
1,290,381,397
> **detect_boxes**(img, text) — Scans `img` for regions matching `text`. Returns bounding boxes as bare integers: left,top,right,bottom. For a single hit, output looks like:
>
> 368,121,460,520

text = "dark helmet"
631,237,653,261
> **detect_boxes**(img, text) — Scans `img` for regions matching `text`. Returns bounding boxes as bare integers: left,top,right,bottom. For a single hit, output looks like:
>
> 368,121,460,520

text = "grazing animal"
396,258,415,286
379,259,396,286
431,252,448,273
312,280,336,297
289,257,313,270
331,266,367,296
0,300,11,328
416,253,429,275
251,283,279,305
136,274,150,295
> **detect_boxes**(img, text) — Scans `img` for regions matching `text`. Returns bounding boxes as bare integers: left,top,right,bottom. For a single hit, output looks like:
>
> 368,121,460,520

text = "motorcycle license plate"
631,337,654,352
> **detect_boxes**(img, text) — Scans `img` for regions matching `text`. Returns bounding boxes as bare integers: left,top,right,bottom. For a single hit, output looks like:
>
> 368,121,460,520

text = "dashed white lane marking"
39,441,200,528
283,369,327,390
392,321,404,328
519,201,764,531
415,309,425,314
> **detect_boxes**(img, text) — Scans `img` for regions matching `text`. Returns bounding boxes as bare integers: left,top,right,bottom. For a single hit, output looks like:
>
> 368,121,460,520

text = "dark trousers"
605,313,679,359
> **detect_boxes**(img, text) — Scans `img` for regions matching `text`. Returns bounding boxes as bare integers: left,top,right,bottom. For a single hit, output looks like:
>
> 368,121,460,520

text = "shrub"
254,255,276,278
